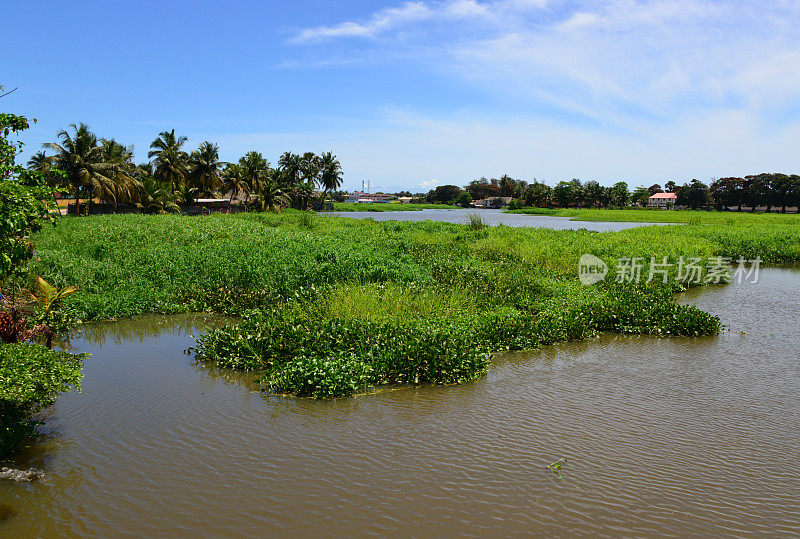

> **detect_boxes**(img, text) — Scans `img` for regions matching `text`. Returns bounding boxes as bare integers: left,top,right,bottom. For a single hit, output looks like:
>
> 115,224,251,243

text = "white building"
648,192,677,208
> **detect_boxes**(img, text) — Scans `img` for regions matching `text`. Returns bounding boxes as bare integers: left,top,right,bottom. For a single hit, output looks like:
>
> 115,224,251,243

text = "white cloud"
419,178,440,189
292,0,499,43
293,2,433,43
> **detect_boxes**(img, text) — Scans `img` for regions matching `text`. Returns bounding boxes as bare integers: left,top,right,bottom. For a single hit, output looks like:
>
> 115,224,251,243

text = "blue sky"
5,0,800,192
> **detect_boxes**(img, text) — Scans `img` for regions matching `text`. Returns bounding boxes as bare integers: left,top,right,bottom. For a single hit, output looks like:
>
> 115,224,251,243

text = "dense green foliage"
1,112,56,277
30,211,797,398
0,343,85,456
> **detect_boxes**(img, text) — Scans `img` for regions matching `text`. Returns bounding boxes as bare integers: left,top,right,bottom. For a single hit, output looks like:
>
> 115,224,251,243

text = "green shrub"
0,343,86,457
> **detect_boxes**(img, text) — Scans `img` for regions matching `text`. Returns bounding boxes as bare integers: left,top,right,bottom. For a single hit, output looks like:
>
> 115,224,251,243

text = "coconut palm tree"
188,141,223,197
277,151,302,190
27,151,53,174
27,151,63,214
221,163,248,208
100,139,140,208
252,173,290,213
319,152,342,204
148,129,188,194
43,123,116,215
135,163,179,214
239,151,270,197
300,152,320,188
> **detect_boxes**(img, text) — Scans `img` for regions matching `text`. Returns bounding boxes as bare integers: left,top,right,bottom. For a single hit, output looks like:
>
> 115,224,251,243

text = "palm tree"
318,152,342,204
252,173,290,213
43,123,116,215
27,151,63,214
135,163,179,214
188,141,223,197
221,163,248,209
239,151,270,198
277,151,302,189
27,151,53,174
148,129,188,194
100,139,140,208
300,152,320,188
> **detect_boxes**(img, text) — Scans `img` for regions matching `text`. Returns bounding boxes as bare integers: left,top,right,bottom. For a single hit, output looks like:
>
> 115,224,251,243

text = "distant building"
481,196,513,208
397,196,413,204
344,191,394,203
648,192,677,208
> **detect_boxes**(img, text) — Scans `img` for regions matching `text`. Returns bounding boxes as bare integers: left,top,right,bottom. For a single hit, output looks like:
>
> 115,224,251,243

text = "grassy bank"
330,203,460,212
507,207,800,225
30,212,800,397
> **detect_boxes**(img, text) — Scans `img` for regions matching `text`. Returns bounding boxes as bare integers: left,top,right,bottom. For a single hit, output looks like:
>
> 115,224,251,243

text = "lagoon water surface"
1,270,799,536
322,208,668,231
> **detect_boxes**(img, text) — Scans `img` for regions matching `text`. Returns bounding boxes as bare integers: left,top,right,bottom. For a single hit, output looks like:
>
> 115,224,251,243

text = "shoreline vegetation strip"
30,210,800,398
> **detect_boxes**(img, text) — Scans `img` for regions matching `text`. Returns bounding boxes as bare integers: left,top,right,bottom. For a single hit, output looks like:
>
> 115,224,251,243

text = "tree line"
28,123,343,214
424,174,800,211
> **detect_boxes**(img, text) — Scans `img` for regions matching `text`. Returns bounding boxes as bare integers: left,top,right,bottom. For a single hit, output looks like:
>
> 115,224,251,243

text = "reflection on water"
322,208,673,231
2,271,799,536
76,313,237,346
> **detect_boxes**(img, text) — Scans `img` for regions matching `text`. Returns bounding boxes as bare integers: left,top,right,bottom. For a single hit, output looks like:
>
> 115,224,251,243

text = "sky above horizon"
5,0,800,193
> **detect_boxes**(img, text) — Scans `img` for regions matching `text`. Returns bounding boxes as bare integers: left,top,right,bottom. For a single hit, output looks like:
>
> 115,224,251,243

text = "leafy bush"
0,343,86,456
506,198,525,210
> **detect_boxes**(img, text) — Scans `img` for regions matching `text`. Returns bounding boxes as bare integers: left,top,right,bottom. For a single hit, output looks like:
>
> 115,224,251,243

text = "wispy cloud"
292,0,497,43
292,2,433,43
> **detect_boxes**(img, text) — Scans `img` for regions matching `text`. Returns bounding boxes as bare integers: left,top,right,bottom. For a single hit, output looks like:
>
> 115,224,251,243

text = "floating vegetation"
547,457,568,478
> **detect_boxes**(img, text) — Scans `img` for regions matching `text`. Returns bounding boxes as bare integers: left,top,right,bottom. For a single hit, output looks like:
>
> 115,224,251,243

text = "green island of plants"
29,210,800,398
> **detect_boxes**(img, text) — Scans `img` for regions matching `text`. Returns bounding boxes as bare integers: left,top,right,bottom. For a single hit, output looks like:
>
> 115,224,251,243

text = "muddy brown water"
1,271,799,536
